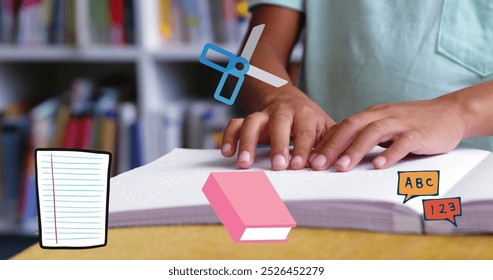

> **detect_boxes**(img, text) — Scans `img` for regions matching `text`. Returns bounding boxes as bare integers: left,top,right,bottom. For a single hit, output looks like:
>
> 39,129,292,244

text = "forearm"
445,80,493,139
236,5,304,113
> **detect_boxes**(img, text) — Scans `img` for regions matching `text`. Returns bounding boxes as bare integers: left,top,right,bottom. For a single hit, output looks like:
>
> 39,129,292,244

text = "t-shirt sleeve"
248,0,304,12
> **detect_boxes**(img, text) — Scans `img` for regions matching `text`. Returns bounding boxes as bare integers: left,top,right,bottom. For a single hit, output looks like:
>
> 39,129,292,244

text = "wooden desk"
12,225,493,259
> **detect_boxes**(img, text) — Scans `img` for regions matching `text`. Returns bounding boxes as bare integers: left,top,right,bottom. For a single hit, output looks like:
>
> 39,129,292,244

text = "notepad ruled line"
41,167,103,170
43,205,103,209
50,153,59,244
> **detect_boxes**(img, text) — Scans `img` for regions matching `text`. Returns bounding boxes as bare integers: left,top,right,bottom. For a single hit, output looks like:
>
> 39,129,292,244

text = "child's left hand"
308,95,467,171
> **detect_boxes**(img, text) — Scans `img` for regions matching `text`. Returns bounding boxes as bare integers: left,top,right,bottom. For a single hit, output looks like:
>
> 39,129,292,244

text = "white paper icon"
35,149,111,249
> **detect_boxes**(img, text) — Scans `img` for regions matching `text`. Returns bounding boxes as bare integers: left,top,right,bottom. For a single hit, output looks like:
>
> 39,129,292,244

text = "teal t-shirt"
248,0,493,150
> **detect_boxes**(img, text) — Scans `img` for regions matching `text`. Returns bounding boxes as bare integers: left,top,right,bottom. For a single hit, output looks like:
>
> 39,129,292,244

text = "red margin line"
50,153,58,244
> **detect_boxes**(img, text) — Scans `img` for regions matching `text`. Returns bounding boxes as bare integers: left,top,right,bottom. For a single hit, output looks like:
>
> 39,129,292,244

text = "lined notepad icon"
35,149,111,249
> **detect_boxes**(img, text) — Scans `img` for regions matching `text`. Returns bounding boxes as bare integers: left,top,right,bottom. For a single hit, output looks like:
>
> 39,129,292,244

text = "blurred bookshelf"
0,0,247,238
0,0,302,238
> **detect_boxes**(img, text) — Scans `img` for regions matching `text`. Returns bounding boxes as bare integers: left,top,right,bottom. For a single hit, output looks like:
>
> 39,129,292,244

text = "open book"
108,147,493,234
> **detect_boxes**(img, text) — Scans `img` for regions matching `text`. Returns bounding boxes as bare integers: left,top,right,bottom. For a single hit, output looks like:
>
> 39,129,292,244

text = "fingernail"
272,154,287,169
290,155,303,167
312,154,327,168
309,153,318,163
222,143,232,154
373,156,387,168
336,155,351,169
238,151,251,163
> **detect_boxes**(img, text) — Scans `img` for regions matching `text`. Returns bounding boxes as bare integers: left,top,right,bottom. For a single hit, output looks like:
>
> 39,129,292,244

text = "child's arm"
221,5,335,170
308,80,493,172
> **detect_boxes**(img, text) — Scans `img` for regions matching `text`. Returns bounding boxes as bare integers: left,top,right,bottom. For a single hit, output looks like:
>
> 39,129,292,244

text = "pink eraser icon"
202,171,296,243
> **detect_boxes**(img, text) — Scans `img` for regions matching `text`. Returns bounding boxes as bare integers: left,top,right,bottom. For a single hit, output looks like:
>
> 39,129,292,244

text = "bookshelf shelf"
152,43,303,62
0,46,140,62
152,42,241,62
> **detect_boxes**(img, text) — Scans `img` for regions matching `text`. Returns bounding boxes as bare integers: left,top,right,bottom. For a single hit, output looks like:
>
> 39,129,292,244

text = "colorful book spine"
158,0,173,41
110,0,124,45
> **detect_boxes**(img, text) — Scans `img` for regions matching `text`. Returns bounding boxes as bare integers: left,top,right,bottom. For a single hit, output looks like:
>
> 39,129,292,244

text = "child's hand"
221,87,335,170
308,96,467,172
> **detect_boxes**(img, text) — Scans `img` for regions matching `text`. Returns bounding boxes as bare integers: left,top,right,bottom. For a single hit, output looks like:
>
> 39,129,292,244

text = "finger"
221,118,244,157
307,122,337,168
309,117,367,170
312,121,338,149
290,116,317,170
335,119,402,172
269,113,293,170
237,112,269,169
372,131,421,169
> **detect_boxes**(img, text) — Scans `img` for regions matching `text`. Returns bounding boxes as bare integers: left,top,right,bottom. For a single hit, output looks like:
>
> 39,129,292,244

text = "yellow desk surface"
12,225,493,260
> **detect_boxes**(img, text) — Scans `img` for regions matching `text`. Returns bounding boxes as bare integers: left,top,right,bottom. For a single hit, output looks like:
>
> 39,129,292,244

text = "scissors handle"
214,70,245,106
199,43,236,72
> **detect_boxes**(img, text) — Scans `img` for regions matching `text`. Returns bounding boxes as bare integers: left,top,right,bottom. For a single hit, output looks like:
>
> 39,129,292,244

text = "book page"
109,147,490,216
444,153,493,201
36,149,111,249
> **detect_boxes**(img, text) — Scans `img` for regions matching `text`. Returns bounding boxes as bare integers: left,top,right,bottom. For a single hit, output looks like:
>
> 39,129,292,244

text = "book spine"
74,0,90,47
202,174,245,242
1,117,29,210
122,0,134,44
208,0,227,43
63,0,75,45
171,0,188,42
157,0,173,41
117,102,137,173
79,115,93,149
0,117,4,203
160,102,186,155
48,0,64,45
89,0,111,44
62,116,79,148
101,112,117,175
195,0,212,43
16,0,43,46
19,173,37,232
109,0,124,45
1,0,14,43
50,103,70,148
222,0,237,43
130,119,142,169
183,0,199,43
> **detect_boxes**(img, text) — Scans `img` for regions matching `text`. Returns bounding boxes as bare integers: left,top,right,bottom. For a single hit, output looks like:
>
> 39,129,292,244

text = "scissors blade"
246,65,288,87
240,24,265,62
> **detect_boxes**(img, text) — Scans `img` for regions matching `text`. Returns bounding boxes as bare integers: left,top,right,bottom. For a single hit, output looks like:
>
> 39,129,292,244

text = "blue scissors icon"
199,24,288,105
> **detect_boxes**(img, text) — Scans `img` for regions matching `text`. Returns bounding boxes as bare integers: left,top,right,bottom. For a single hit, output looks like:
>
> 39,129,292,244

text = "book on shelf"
0,0,135,47
83,0,135,46
159,100,187,156
59,78,139,173
62,78,94,149
0,103,30,232
109,146,493,235
144,99,233,163
157,0,250,44
18,97,59,233
93,87,119,176
117,101,139,174
185,100,232,149
0,77,141,234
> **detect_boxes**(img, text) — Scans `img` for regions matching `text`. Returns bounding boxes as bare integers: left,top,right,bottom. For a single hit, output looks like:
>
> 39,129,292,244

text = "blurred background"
0,0,302,258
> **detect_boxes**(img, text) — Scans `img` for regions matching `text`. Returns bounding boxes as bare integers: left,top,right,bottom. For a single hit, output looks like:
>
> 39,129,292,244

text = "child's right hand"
221,86,335,170
219,5,334,170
